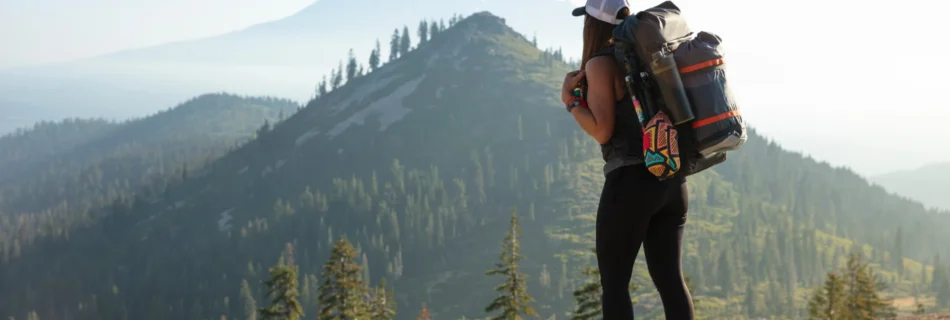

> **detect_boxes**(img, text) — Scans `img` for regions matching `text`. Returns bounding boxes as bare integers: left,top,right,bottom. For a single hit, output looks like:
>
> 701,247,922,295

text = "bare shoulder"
585,56,618,80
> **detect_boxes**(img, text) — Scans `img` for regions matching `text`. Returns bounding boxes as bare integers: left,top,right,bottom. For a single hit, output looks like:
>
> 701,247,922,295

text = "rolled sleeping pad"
673,31,747,157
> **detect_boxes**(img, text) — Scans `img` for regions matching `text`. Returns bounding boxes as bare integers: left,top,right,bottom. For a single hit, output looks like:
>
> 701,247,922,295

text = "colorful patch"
641,110,681,179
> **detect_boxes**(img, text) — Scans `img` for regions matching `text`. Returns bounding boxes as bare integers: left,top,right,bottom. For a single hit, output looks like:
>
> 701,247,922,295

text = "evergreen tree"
258,262,303,319
369,40,381,71
485,209,537,320
331,61,343,89
400,26,411,56
893,226,904,276
346,49,358,82
241,279,258,320
416,304,431,320
717,247,735,297
368,279,396,320
744,282,758,317
429,20,439,39
808,253,895,320
571,266,601,320
842,253,894,319
933,254,945,292
418,20,428,45
684,274,695,297
389,29,400,62
318,237,368,319
808,272,847,320
318,76,328,97
937,278,950,309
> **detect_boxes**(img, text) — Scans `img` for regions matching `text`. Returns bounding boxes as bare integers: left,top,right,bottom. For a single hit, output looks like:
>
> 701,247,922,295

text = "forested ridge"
2,12,950,320
0,93,298,264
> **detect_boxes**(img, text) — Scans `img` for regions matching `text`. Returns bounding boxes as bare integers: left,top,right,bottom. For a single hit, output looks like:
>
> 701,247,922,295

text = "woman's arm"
567,57,616,144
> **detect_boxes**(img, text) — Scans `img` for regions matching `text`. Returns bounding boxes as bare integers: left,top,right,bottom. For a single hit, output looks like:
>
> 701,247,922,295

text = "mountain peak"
457,11,508,29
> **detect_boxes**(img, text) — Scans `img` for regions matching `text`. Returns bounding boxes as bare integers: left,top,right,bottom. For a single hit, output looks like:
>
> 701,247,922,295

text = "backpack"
611,1,747,179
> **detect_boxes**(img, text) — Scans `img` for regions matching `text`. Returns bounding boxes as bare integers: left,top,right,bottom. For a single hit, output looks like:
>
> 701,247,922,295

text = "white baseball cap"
571,0,631,25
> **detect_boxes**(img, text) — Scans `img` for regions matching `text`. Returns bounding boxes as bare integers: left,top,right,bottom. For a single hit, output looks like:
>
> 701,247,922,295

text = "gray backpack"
612,1,747,178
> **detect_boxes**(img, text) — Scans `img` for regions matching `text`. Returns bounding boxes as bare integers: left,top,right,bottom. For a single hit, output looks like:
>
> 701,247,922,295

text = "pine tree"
318,237,368,319
331,61,343,89
744,282,758,317
258,257,304,320
539,264,551,289
400,26,411,56
318,76,328,97
418,20,428,45
389,29,400,62
416,304,431,320
369,39,381,71
571,266,601,320
842,253,894,319
346,49,357,81
808,253,895,320
241,279,258,320
808,272,847,320
933,254,945,292
485,209,537,320
429,20,439,39
937,278,950,309
894,226,904,276
718,247,735,297
684,274,695,297
368,279,396,320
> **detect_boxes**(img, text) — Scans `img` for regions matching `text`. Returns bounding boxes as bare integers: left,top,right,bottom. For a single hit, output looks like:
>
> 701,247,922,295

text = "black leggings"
596,165,694,320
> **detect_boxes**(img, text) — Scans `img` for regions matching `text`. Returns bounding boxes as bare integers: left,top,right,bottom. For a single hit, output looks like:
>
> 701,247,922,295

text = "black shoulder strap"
591,47,616,59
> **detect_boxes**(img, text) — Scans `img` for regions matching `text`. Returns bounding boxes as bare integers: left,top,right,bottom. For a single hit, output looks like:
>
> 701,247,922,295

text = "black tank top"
584,48,644,175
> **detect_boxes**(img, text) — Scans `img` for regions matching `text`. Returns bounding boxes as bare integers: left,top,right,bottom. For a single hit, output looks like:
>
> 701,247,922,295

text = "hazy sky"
1,0,948,176
0,0,316,68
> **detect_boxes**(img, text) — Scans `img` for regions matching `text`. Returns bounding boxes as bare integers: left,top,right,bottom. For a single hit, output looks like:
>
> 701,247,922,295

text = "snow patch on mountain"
326,76,425,137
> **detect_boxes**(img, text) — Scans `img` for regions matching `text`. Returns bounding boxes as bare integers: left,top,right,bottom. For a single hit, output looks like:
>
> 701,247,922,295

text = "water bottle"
650,49,694,125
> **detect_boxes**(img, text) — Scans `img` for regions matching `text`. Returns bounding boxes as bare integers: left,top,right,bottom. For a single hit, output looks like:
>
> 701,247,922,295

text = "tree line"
311,13,576,102
314,14,465,101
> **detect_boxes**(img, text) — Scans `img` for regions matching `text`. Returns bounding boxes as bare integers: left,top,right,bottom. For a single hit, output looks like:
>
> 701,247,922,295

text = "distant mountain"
0,0,578,131
0,93,298,223
0,98,56,136
2,12,949,320
872,162,950,211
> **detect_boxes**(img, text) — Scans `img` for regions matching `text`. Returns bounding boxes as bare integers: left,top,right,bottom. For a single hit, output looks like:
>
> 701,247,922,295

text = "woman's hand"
561,70,586,105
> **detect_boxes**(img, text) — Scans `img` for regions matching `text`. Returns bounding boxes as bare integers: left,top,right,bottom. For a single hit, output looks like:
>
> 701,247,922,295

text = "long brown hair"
581,8,630,70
